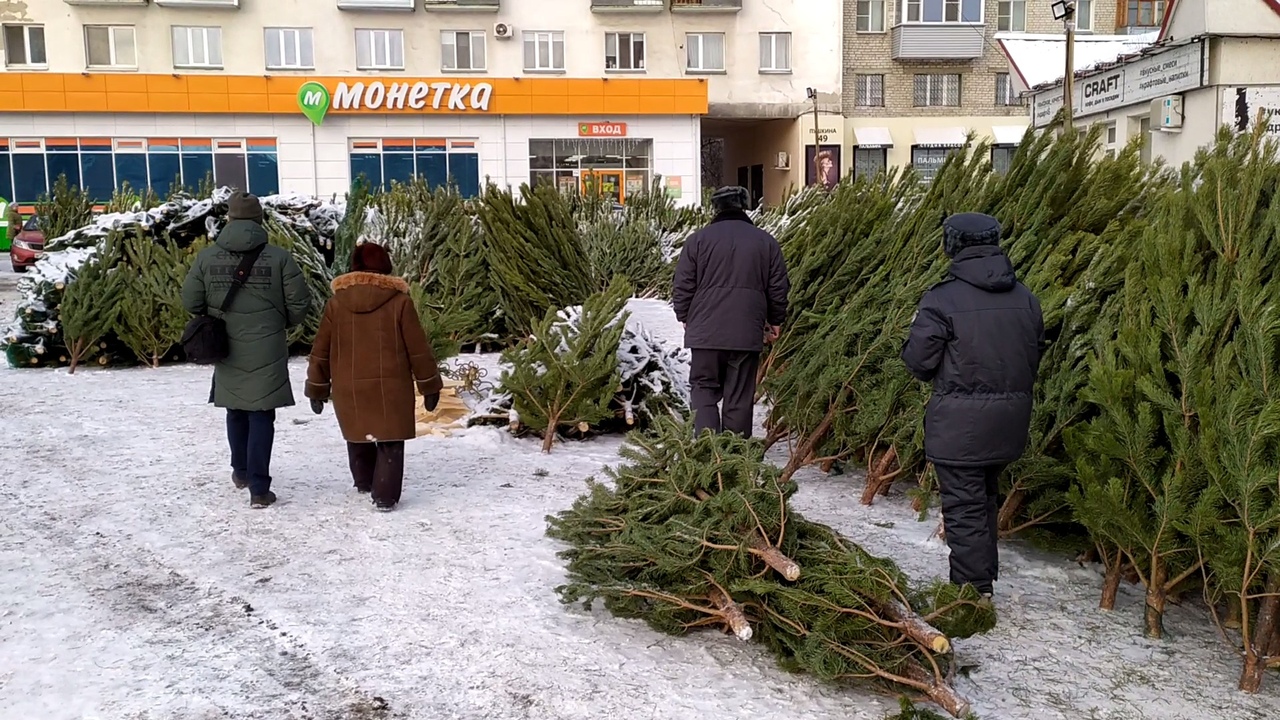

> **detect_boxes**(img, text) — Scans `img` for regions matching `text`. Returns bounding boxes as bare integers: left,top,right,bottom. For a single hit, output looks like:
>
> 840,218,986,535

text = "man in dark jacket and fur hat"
901,212,1045,599
673,186,790,437
182,192,311,508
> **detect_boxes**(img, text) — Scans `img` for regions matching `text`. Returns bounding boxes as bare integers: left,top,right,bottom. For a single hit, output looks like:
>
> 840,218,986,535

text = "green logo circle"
297,82,332,126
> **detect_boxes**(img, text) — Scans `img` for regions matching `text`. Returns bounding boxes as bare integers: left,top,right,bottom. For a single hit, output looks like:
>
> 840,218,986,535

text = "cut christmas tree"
547,418,995,717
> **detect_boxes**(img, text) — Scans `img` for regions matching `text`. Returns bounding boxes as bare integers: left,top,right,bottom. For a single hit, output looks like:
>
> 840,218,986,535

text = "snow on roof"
997,31,1159,92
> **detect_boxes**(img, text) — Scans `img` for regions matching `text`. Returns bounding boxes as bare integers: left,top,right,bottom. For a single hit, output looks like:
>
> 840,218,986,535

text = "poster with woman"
805,145,841,190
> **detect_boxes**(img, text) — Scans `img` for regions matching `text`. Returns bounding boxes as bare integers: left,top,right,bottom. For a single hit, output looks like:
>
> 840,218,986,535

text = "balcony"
154,0,240,6
591,0,664,11
423,0,500,10
337,0,414,9
63,0,148,5
890,24,985,60
670,0,742,12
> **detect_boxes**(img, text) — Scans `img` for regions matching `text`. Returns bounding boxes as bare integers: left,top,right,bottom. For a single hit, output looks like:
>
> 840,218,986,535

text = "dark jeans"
227,409,276,496
689,349,761,437
348,441,406,506
936,463,1003,594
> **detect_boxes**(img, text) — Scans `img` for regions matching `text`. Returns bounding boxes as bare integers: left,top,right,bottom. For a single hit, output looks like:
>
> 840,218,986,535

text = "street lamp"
1051,0,1077,130
806,87,821,186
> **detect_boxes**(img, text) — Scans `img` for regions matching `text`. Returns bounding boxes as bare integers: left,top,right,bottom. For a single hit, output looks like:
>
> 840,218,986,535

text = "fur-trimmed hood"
329,271,410,315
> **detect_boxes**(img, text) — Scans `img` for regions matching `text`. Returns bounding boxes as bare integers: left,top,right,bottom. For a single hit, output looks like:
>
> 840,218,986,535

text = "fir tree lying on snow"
547,418,995,717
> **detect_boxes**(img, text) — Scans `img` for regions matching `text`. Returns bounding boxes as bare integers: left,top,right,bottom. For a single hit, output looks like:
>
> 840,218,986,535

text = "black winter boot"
232,471,249,490
250,492,277,509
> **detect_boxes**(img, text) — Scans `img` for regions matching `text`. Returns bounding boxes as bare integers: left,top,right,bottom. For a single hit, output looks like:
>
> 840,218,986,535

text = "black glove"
423,393,440,413
310,399,325,415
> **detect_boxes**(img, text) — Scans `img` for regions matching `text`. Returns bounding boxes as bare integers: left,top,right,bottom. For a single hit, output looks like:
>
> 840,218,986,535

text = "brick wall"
841,0,1121,117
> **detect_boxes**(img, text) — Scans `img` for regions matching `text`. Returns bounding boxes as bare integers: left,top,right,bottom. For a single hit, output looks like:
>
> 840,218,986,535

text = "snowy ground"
1,299,1278,720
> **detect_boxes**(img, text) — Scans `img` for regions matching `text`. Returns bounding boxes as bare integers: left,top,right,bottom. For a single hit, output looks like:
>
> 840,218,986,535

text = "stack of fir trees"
547,418,995,717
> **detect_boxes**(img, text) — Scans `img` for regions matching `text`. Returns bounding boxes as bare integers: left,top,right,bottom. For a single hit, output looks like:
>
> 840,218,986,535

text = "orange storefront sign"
0,74,708,116
578,122,628,137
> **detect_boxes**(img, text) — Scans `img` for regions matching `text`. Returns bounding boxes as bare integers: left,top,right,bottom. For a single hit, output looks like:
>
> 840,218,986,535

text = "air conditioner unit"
494,23,514,39
1151,95,1184,132
775,151,790,170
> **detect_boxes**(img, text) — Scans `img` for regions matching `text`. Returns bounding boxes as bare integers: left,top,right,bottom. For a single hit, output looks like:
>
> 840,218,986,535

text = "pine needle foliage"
116,236,202,367
547,418,995,716
36,174,95,241
58,242,125,373
264,217,332,348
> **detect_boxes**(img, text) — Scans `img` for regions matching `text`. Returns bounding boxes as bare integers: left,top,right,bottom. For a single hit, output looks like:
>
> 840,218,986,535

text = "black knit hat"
942,212,1001,258
227,191,264,223
711,185,751,212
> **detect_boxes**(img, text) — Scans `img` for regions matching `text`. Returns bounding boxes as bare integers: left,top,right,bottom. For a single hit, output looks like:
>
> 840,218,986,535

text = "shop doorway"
581,170,623,203
529,138,652,204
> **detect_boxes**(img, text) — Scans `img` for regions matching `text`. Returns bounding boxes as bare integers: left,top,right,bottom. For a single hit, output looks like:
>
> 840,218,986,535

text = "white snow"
996,32,1159,90
1,298,1278,720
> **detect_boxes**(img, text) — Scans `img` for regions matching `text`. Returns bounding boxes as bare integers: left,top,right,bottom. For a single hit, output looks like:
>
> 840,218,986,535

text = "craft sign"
298,80,495,123
579,122,628,137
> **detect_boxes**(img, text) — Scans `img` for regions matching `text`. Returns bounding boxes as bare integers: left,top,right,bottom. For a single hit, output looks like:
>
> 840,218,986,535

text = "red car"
9,216,43,272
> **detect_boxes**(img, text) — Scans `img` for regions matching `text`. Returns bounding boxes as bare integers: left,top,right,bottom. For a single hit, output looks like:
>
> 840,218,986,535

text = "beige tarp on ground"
414,378,472,437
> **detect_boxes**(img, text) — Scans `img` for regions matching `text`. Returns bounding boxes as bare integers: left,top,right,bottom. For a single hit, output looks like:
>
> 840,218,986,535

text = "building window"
913,74,961,107
528,138,653,205
997,1,1026,31
759,33,791,73
912,146,955,183
356,29,404,71
265,28,314,70
4,25,46,67
1122,0,1166,27
853,74,885,107
996,73,1020,106
857,0,887,31
523,31,565,72
686,33,725,73
348,138,481,198
991,146,1017,174
443,30,486,71
853,148,887,180
85,25,137,69
172,27,223,69
605,32,645,72
1076,0,1093,31
0,137,279,202
903,0,982,22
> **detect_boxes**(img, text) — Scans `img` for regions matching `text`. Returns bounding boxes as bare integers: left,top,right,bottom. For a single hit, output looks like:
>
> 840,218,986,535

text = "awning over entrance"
853,126,894,148
991,125,1028,146
912,126,967,147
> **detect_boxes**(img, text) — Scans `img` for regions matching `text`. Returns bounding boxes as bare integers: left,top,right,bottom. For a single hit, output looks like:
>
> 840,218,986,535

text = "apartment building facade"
840,0,1154,181
0,0,837,206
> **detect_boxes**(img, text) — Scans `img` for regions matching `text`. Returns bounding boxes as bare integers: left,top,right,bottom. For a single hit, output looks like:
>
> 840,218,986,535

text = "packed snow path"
1,301,1277,720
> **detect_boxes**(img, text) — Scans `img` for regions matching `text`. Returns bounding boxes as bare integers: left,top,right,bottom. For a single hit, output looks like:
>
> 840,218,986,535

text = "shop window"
853,148,887,180
997,1,1025,31
46,139,82,192
85,25,137,69
181,139,214,192
442,30,486,72
857,0,886,32
114,141,149,195
902,0,982,23
911,146,955,184
347,139,481,197
247,141,280,197
4,24,47,67
991,146,1017,174
172,26,223,69
527,138,653,205
355,28,404,71
79,143,115,201
759,33,791,74
854,74,884,108
605,32,645,72
11,140,46,203
686,33,725,73
265,28,314,70
0,146,12,203
523,31,565,72
914,74,961,107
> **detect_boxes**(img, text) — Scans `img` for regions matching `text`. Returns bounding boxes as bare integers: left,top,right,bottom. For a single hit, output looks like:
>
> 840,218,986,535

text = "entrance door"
749,164,764,209
582,170,624,204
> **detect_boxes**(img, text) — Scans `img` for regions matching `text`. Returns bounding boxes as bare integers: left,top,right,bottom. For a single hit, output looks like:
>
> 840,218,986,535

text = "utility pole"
806,87,821,185
1052,1,1078,130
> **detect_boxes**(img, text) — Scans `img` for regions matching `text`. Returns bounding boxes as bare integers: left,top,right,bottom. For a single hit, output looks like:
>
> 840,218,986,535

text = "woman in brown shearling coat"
305,242,443,511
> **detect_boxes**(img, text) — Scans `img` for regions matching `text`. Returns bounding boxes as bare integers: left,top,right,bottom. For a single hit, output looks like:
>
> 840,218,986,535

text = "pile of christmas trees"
548,418,996,716
3,185,338,369
472,279,690,451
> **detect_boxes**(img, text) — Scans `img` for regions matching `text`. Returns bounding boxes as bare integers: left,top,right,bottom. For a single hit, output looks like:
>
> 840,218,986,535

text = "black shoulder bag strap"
218,244,266,314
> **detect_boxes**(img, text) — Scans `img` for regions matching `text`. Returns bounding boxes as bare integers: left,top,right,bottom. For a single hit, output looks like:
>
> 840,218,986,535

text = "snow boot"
250,491,277,509
232,471,249,490
372,497,396,512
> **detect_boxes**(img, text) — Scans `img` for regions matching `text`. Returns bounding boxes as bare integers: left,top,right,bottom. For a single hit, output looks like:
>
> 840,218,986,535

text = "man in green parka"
182,192,311,508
